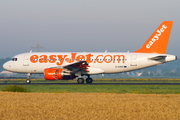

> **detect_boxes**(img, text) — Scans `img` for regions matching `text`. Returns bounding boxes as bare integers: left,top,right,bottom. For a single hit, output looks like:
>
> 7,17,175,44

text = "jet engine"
44,68,76,80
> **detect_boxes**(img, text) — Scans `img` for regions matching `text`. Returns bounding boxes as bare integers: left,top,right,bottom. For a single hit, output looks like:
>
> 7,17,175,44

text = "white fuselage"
3,52,177,75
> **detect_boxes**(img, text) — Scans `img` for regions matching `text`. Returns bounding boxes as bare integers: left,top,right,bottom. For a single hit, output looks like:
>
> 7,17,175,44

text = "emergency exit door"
23,55,29,66
131,55,137,66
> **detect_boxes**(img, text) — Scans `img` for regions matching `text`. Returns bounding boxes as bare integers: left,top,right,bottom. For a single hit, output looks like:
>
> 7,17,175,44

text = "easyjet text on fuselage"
30,53,126,66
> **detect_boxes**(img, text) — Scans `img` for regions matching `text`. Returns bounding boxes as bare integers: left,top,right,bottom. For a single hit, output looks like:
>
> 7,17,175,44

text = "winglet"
134,21,173,54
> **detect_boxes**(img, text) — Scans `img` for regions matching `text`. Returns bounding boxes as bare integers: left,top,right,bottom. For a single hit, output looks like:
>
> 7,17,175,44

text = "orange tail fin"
134,21,173,54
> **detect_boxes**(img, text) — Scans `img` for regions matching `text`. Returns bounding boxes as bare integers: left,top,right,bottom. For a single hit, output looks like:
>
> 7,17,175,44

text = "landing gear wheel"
77,78,84,84
86,78,93,84
26,79,31,84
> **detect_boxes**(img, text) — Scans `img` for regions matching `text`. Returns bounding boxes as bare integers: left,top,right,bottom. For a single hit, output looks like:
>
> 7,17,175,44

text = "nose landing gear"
26,73,31,84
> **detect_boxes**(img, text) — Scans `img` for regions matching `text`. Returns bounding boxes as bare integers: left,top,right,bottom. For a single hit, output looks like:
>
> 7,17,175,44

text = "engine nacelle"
44,68,76,80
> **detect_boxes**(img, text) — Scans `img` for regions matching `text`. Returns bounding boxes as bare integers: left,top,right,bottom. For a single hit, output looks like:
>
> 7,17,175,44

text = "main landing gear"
77,76,93,84
26,73,31,84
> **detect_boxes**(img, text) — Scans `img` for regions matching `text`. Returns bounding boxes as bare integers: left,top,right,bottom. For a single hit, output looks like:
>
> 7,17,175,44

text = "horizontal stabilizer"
148,56,167,60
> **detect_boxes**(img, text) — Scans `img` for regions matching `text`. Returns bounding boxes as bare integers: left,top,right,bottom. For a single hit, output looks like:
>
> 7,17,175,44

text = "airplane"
3,21,177,84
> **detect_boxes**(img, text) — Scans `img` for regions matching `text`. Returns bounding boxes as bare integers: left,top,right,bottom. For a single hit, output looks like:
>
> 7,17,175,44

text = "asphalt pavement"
0,83,180,85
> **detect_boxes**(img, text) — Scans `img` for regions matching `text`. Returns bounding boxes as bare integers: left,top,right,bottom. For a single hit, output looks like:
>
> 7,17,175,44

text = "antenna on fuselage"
31,42,45,52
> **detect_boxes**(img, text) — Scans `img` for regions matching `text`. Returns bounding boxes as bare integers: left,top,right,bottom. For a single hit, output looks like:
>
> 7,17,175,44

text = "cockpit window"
11,58,17,61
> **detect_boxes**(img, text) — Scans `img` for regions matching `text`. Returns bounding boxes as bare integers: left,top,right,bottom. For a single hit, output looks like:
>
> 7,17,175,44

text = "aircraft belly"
88,67,105,74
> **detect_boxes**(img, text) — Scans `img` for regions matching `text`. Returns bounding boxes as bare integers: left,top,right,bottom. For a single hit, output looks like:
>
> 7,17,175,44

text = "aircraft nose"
3,62,9,70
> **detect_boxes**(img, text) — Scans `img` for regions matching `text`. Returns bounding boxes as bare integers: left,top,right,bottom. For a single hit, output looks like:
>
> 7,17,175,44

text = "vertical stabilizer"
134,21,173,54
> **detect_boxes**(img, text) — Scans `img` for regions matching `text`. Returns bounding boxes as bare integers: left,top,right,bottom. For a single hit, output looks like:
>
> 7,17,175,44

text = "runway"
0,83,180,85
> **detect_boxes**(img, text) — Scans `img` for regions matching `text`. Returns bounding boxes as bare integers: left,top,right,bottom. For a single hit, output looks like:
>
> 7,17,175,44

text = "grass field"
1,85,180,94
0,78,180,94
0,92,180,120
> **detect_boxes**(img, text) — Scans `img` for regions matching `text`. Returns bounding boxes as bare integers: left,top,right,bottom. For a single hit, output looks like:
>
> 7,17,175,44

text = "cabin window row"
30,59,127,62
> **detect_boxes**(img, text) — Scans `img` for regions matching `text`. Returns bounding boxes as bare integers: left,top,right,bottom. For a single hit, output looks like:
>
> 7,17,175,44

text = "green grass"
1,85,30,92
1,85,180,94
1,78,180,94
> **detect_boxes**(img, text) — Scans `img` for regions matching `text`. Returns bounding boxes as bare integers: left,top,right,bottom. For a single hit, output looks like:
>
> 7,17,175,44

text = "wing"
63,61,90,72
49,61,90,73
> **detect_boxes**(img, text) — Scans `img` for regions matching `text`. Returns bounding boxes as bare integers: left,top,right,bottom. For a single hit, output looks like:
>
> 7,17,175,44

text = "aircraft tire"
26,79,31,84
77,78,84,84
86,78,93,84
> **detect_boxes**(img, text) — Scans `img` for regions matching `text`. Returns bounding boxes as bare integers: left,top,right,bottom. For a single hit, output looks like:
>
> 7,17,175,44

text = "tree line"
0,58,11,72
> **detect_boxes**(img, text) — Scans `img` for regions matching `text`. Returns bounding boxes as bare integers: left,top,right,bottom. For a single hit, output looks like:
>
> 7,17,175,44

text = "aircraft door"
23,54,29,66
131,55,137,66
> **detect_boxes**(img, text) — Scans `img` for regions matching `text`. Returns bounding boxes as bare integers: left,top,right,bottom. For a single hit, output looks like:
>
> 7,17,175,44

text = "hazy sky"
0,0,180,58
